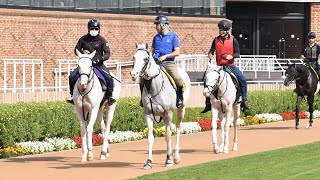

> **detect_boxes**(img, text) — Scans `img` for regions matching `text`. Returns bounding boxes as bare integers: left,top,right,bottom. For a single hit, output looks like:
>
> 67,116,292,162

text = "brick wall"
0,8,222,89
311,3,320,37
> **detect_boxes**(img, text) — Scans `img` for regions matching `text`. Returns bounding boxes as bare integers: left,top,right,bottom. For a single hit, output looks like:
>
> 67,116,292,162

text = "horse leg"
232,103,240,151
306,95,314,129
218,111,225,153
164,112,174,167
100,103,117,160
211,108,220,154
222,106,233,154
143,114,154,169
76,109,88,162
174,107,185,164
86,107,99,161
295,96,303,129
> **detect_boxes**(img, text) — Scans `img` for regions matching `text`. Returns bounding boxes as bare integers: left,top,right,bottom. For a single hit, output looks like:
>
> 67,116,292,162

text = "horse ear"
145,43,148,50
135,43,138,49
89,50,96,59
75,49,82,57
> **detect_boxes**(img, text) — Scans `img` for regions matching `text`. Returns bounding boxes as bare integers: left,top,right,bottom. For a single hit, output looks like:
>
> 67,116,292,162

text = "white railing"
176,54,209,72
1,59,43,93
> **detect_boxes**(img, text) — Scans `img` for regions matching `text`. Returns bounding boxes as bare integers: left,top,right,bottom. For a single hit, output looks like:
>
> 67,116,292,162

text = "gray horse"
130,43,191,169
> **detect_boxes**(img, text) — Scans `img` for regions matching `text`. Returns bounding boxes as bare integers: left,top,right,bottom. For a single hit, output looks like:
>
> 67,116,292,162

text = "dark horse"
284,63,320,129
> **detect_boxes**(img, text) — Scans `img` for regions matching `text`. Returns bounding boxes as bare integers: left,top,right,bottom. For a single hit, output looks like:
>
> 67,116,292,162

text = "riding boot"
139,85,144,107
176,86,184,108
105,74,116,106
66,70,78,105
201,97,211,113
241,99,250,110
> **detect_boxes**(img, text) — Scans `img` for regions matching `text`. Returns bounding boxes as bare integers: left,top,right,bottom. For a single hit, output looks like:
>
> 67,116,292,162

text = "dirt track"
1,119,320,180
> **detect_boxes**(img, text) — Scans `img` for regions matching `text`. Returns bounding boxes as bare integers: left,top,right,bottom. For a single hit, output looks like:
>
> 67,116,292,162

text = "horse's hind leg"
306,95,314,129
295,96,303,129
174,107,185,164
164,112,174,167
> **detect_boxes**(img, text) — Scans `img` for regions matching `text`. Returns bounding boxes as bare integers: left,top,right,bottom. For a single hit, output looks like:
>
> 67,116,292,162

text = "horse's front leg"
174,107,185,164
222,105,233,154
211,108,219,154
86,107,99,161
295,96,303,129
218,111,225,153
100,103,117,160
306,95,314,129
232,103,240,151
76,108,88,162
164,112,174,167
143,114,154,169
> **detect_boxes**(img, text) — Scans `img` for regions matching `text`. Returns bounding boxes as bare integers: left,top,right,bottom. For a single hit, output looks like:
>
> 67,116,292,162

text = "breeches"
162,61,184,87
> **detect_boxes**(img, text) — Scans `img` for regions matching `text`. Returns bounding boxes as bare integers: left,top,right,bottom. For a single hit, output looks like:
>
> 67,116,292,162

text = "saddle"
160,66,186,92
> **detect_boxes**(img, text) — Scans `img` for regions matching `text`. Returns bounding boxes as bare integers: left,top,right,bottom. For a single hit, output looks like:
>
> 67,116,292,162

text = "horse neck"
217,70,233,95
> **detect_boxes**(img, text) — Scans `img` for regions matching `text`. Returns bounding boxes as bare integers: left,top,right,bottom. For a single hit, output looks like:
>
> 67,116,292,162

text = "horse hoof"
143,159,152,170
306,125,312,129
295,125,300,129
223,149,229,153
174,158,180,164
87,151,94,161
100,150,110,160
165,157,174,167
213,148,219,154
81,157,87,162
233,147,238,151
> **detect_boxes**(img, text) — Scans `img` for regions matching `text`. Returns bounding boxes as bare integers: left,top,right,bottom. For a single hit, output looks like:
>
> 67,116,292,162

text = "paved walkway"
1,119,320,180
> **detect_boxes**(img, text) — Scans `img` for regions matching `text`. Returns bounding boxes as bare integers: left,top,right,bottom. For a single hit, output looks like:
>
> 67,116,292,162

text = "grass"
133,141,320,180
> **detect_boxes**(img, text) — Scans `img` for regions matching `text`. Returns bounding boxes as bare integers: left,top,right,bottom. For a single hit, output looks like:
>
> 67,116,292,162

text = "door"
260,19,303,58
231,19,254,55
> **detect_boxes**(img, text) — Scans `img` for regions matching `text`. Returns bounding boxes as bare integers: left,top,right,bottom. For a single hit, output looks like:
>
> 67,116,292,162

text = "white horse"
73,49,121,162
130,43,191,169
202,61,240,154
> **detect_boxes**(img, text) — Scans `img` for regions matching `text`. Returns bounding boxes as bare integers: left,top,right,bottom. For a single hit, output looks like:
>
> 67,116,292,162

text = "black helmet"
88,19,100,30
308,32,316,38
218,20,231,30
154,15,169,25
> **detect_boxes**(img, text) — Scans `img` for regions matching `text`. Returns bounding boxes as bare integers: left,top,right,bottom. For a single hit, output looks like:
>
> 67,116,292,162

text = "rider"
139,15,184,108
201,19,250,113
67,19,116,105
301,31,320,79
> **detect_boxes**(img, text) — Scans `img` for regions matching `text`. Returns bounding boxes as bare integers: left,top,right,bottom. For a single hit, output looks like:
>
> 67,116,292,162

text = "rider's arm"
74,37,84,55
101,38,111,61
208,38,216,55
165,34,181,59
233,38,240,59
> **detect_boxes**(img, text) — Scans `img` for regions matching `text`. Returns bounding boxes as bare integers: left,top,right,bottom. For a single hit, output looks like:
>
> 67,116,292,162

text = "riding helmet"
154,15,170,25
88,19,100,30
308,32,316,38
218,20,231,30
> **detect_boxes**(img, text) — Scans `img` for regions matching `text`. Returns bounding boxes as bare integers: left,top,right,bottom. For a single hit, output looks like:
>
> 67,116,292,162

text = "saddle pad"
74,68,107,87
160,66,177,90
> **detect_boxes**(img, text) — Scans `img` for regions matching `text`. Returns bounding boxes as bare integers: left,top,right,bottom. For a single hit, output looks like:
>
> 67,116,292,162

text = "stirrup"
66,99,74,105
201,105,211,113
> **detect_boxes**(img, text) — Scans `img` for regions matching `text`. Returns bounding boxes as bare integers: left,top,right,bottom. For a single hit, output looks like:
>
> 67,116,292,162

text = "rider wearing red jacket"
201,20,250,113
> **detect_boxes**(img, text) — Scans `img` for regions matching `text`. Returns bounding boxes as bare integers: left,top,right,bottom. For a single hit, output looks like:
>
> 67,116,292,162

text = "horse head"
75,49,96,90
203,61,223,97
284,63,298,86
130,43,151,81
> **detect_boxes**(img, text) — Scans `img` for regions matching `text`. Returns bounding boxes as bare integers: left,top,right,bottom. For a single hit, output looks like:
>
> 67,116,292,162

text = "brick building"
0,0,319,91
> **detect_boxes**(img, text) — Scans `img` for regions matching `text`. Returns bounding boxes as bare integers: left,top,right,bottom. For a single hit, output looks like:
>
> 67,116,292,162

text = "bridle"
205,68,227,97
77,57,94,96
136,48,161,80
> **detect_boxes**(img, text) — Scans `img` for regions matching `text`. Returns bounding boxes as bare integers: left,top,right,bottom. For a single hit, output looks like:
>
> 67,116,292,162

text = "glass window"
31,0,52,8
75,0,96,10
8,0,30,6
53,0,75,9
97,0,118,12
162,0,182,7
0,0,7,5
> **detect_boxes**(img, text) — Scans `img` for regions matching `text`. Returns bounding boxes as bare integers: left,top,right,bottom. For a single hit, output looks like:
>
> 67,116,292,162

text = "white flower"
108,131,143,143
255,113,283,122
164,122,201,134
306,110,320,118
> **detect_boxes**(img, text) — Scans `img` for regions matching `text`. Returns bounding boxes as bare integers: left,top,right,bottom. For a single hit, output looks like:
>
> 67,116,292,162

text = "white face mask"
89,30,99,37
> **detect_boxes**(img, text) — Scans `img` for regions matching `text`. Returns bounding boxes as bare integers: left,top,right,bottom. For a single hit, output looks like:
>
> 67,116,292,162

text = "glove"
92,56,104,65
